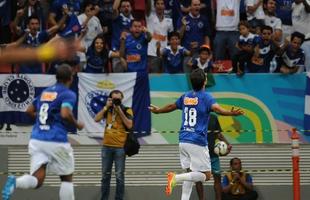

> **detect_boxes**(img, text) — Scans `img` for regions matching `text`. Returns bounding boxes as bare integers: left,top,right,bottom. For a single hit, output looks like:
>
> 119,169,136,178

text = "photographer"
94,90,133,200
222,158,258,200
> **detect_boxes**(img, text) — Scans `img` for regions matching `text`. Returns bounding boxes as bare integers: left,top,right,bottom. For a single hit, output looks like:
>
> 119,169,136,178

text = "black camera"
112,98,122,106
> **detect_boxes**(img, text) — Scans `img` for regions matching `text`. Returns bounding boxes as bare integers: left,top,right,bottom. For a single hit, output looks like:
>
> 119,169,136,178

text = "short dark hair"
131,19,142,26
56,64,73,83
190,68,206,91
109,90,124,98
82,0,96,11
291,31,305,44
238,21,250,29
168,31,180,41
27,15,40,24
230,157,241,166
261,25,273,33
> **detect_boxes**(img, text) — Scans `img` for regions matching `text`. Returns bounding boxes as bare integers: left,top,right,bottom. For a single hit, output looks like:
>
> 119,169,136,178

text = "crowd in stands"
0,0,309,74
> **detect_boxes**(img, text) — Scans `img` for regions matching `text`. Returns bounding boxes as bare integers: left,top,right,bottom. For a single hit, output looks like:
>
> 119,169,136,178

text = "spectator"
13,0,46,34
0,0,12,44
245,0,265,34
157,31,191,73
119,19,152,72
195,113,232,200
77,0,103,69
17,14,68,73
276,0,293,38
49,0,81,26
214,0,241,61
49,0,82,38
291,0,310,72
111,0,134,72
94,90,133,200
303,35,310,72
146,0,173,73
188,45,213,73
250,25,280,73
222,157,258,200
96,0,114,41
178,0,210,72
232,21,259,75
279,31,305,74
82,35,119,73
263,0,283,45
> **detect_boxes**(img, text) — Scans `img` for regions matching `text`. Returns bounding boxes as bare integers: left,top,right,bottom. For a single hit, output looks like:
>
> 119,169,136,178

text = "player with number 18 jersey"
175,90,216,147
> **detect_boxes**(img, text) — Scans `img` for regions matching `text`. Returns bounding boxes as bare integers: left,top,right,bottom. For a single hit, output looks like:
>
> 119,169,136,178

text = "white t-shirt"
216,0,241,31
245,0,265,20
146,13,173,56
78,14,103,62
292,2,310,36
264,15,282,31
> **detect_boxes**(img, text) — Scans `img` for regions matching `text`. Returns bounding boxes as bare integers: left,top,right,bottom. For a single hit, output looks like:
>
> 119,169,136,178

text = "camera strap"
107,109,117,129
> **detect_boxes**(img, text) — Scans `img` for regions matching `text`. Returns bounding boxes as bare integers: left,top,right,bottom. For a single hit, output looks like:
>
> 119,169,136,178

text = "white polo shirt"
146,13,173,57
216,0,241,31
245,0,265,20
292,2,310,36
264,15,282,31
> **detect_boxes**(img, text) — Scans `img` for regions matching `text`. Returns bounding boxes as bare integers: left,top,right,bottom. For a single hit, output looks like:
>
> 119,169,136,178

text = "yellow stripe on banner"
213,92,278,143
220,105,263,143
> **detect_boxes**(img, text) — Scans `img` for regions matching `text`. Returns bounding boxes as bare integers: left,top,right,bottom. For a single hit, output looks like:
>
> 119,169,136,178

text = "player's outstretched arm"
149,103,177,114
0,37,79,64
211,103,244,116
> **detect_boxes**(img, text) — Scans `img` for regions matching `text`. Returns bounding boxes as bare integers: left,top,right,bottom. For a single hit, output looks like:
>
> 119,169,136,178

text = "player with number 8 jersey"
2,64,84,200
149,68,244,200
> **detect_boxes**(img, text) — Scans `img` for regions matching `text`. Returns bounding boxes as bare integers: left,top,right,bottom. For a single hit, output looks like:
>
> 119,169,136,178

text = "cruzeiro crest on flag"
1,74,35,110
85,90,109,120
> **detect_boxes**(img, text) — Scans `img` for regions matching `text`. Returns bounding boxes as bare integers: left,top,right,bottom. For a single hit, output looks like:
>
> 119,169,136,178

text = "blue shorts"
211,156,221,176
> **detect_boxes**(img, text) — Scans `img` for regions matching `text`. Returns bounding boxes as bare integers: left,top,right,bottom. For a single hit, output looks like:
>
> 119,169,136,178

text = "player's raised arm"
149,103,177,114
211,104,244,116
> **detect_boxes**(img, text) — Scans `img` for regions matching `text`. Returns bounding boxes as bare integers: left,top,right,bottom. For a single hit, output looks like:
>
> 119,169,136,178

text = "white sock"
181,181,193,200
175,172,206,182
59,182,74,200
16,175,38,189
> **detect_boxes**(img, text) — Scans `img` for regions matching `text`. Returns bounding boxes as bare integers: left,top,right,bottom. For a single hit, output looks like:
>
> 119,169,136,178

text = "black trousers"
222,191,258,200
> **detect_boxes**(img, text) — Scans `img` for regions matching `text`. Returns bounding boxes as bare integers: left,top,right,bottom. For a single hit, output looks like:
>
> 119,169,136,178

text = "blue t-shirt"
24,31,49,47
85,48,109,73
175,90,216,146
19,31,49,73
281,46,305,69
31,83,77,143
162,46,187,73
276,0,293,25
111,14,132,51
50,0,80,21
177,14,210,50
249,37,276,72
125,33,148,72
50,0,81,38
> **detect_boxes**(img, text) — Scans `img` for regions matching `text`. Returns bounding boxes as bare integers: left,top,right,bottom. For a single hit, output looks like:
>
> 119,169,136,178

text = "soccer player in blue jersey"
149,68,243,199
2,64,84,200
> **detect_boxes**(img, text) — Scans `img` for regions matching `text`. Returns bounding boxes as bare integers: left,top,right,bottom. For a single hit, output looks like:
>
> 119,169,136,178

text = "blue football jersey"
175,90,216,146
125,33,148,72
31,83,77,143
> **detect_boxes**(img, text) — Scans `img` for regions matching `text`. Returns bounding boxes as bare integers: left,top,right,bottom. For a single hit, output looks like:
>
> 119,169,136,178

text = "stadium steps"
7,144,310,186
